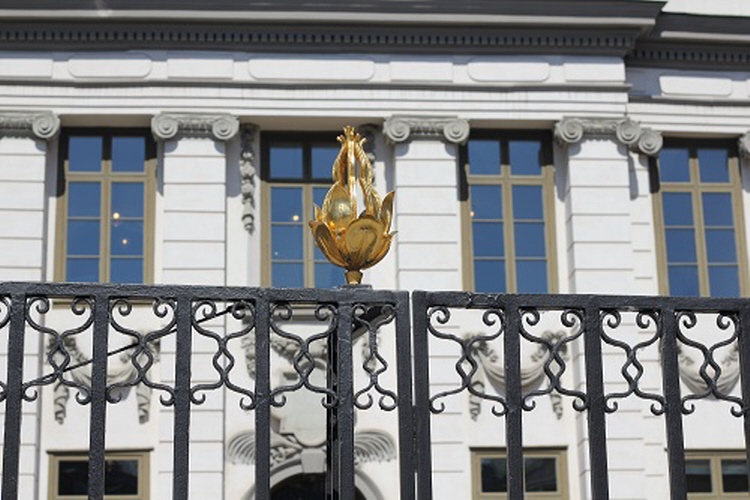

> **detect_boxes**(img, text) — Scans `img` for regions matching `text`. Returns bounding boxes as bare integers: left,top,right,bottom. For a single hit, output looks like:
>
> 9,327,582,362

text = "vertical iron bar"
503,299,524,500
584,303,610,499
737,305,750,489
172,294,192,500
88,292,110,500
336,300,355,499
1,293,26,500
662,306,687,500
395,292,415,500
411,291,433,500
254,295,271,500
326,305,339,500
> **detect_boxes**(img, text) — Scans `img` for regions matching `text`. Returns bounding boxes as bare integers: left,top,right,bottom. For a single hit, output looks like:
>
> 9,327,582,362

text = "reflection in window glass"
686,459,712,493
55,455,144,498
721,459,749,493
525,458,557,492
481,458,507,492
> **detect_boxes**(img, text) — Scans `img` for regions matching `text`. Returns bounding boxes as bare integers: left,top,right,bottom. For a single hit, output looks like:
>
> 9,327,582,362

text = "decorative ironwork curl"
353,303,397,411
190,300,257,410
107,298,177,407
22,296,94,404
269,303,338,408
519,308,587,412
675,311,744,417
600,309,665,415
428,306,507,416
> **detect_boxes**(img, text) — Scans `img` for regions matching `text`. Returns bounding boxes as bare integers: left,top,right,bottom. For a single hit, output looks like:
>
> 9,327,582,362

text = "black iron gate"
0,282,749,499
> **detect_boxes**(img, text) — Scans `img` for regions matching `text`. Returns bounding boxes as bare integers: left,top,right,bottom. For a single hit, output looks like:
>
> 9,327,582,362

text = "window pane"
311,144,339,180
509,140,542,176
524,457,557,492
665,228,697,263
721,459,749,492
705,229,736,263
271,187,303,223
66,258,99,282
474,260,506,293
702,193,734,226
110,258,143,284
68,182,101,217
58,460,89,495
67,220,100,256
272,225,304,260
104,459,139,495
698,148,729,183
315,262,344,288
111,221,144,256
668,265,700,297
708,266,740,298
272,262,304,288
472,222,504,257
514,222,546,258
313,186,328,210
512,185,543,220
269,143,304,179
480,457,507,492
659,148,690,182
69,136,102,172
111,183,144,218
468,140,501,175
470,185,502,219
686,459,712,493
516,260,548,294
112,137,146,172
662,193,693,226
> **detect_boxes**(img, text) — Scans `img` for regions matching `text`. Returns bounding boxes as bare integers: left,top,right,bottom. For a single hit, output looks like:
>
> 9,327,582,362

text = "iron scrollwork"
353,303,398,411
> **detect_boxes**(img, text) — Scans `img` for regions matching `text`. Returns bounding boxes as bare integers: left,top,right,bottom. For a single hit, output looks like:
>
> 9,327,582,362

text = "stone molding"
240,123,258,233
383,116,470,145
151,113,240,141
0,111,60,140
738,132,750,160
554,117,663,156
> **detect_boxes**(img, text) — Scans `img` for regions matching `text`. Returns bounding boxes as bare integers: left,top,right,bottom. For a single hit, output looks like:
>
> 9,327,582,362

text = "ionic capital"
738,132,750,159
383,116,470,145
0,111,60,141
554,117,662,157
151,113,240,142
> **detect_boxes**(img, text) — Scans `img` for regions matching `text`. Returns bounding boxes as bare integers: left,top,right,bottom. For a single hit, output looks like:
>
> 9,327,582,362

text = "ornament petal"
310,221,347,268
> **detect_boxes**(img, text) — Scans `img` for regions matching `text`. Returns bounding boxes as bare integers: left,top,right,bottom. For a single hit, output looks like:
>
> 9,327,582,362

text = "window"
686,451,749,498
461,133,556,293
653,141,748,297
472,449,568,499
261,132,346,288
49,451,149,499
56,130,156,283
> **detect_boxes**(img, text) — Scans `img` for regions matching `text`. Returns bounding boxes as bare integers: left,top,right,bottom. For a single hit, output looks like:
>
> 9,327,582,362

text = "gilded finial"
309,126,395,285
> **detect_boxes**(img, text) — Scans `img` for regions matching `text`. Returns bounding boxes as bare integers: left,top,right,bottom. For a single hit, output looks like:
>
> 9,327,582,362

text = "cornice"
0,111,59,140
383,116,470,145
151,113,239,141
554,117,662,156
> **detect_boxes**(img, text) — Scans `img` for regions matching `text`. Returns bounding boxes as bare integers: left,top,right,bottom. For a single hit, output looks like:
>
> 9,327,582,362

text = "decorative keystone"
151,113,240,141
383,116,470,145
554,117,663,156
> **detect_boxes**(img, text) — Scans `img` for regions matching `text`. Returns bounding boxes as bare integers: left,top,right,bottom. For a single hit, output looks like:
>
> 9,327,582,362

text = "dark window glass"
112,137,145,172
481,457,507,492
58,458,139,496
468,140,501,175
509,140,542,176
698,148,730,183
721,459,749,492
524,457,557,492
269,143,304,179
69,137,103,172
311,144,338,180
659,148,690,182
686,459,712,493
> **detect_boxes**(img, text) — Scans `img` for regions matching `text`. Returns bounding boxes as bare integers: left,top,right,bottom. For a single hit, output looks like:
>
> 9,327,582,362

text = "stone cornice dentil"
383,116,470,145
151,113,240,141
554,117,663,157
0,111,60,140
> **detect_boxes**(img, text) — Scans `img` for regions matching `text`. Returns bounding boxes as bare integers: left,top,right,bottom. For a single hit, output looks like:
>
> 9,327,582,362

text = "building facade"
0,0,749,498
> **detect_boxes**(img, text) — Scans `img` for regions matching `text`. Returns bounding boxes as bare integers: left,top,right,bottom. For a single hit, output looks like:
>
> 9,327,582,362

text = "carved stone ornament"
738,132,750,159
151,113,240,141
0,111,60,140
240,123,258,232
554,117,663,156
383,116,470,145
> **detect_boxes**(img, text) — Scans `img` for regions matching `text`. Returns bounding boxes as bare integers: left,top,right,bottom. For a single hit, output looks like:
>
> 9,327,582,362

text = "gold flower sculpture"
309,126,395,285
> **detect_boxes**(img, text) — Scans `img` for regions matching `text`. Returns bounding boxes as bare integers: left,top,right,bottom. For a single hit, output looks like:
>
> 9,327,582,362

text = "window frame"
48,450,150,500
54,128,157,284
471,448,568,500
460,130,558,294
686,450,749,499
260,131,343,288
652,139,749,297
